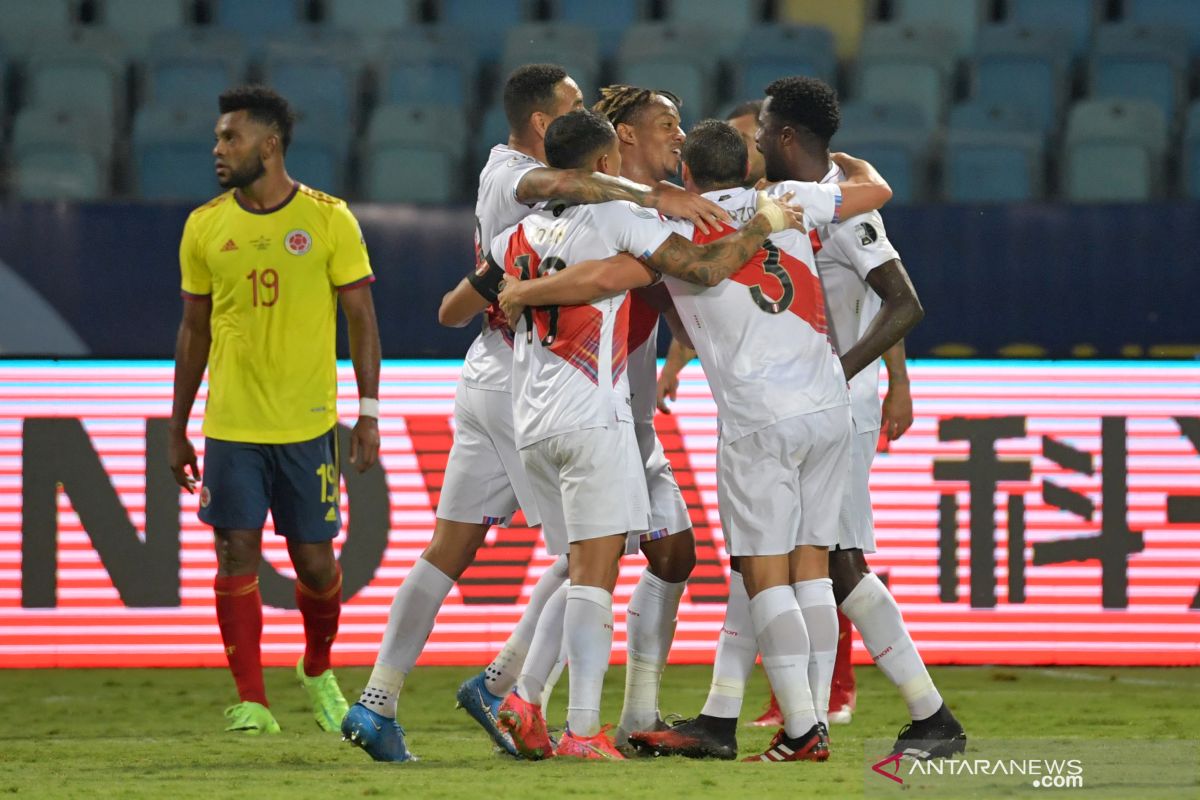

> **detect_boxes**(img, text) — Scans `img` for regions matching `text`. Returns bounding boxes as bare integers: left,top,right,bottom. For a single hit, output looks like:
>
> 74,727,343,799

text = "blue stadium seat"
0,0,73,56
856,25,957,127
1064,98,1167,201
835,102,932,203
476,105,511,166
948,99,1040,133
732,24,837,98
133,105,221,202
1004,0,1098,58
325,0,414,32
213,0,306,47
438,0,530,61
942,130,1043,201
262,55,360,122
550,0,643,58
891,0,985,57
861,22,960,76
616,23,720,128
500,23,600,101
379,30,476,107
661,0,764,54
973,25,1072,135
14,149,105,200
1184,102,1200,198
97,0,189,58
26,32,127,126
1088,24,1188,124
288,111,350,196
363,104,468,203
1123,0,1200,55
145,28,248,109
13,106,113,172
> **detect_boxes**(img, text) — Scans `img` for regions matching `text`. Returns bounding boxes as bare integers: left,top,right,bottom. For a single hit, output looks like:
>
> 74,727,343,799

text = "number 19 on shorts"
315,462,338,503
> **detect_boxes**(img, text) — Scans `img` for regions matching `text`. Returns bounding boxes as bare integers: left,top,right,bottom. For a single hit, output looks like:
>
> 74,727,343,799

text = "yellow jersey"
179,183,373,444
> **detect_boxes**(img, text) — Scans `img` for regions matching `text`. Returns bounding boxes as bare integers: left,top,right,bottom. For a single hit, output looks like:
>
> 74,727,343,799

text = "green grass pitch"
3,664,1197,798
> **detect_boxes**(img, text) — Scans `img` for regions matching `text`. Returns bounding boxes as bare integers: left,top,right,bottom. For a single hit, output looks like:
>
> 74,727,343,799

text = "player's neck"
791,149,830,183
508,132,546,164
619,159,663,189
235,169,296,211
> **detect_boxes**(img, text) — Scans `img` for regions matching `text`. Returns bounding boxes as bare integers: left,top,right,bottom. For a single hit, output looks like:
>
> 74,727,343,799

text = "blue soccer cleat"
341,702,417,763
455,672,519,757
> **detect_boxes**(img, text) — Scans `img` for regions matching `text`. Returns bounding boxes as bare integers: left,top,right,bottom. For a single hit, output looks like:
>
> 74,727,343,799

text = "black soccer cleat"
627,716,738,760
890,703,967,760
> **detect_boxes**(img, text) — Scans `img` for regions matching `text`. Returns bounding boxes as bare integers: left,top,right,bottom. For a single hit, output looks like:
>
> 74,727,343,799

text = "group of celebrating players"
168,61,967,766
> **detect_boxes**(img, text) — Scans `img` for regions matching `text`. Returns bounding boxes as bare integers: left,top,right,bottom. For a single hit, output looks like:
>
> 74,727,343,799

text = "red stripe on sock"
297,566,342,677
214,574,267,706
832,609,856,693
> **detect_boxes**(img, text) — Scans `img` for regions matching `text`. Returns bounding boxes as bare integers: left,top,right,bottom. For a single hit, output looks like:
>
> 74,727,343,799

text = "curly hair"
593,84,682,127
763,76,840,146
219,85,295,152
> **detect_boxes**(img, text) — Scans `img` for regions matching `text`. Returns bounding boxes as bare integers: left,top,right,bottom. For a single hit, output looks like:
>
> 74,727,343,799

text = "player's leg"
478,555,568,699
513,581,569,709
200,437,278,734
828,608,856,724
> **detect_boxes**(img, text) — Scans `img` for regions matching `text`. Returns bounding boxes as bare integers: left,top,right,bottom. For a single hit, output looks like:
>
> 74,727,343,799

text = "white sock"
750,584,817,738
700,571,756,720
360,558,454,717
841,572,943,721
565,584,614,738
515,581,569,705
619,570,686,733
794,578,838,726
484,555,569,696
540,636,568,709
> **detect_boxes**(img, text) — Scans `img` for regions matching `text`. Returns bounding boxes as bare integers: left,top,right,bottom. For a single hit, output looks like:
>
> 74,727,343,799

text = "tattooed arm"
643,213,777,287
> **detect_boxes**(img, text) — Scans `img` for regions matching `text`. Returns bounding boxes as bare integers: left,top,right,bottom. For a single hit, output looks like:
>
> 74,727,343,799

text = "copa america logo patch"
199,486,211,508
285,229,312,255
855,222,878,246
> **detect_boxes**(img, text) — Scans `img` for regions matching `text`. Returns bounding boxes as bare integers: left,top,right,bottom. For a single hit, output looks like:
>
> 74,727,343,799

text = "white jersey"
812,163,901,433
626,291,660,425
460,145,545,393
491,200,674,449
665,183,849,443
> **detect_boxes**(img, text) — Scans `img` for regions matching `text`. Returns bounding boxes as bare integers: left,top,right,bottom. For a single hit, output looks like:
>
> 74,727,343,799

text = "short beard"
218,158,266,190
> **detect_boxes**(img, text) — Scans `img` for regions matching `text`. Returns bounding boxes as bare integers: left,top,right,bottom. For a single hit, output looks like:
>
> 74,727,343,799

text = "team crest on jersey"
855,222,878,246
285,229,312,255
199,486,211,508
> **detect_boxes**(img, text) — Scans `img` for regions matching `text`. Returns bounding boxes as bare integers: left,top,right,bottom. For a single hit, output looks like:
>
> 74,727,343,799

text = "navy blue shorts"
198,427,341,543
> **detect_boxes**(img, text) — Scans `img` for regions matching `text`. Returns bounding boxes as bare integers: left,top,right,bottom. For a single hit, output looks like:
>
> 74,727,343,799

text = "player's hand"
881,379,913,441
168,433,200,493
349,416,380,472
497,279,526,330
756,190,806,233
656,366,681,414
652,183,731,235
830,151,875,181
754,177,775,191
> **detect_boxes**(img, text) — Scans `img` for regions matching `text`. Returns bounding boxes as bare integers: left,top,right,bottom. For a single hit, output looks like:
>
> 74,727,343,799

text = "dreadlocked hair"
593,84,682,127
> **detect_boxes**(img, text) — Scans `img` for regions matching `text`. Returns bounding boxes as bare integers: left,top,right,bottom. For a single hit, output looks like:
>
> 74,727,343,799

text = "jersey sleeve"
178,213,211,297
495,154,543,205
825,210,901,281
591,201,674,260
328,203,374,290
769,180,842,228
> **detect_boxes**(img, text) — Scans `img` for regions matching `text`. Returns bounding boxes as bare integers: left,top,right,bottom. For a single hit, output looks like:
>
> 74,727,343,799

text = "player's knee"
829,548,871,605
214,529,261,576
644,530,696,583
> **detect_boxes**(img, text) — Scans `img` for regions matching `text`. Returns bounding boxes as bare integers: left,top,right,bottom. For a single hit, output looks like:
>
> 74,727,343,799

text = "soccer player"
492,108,807,760
168,86,380,736
341,64,729,762
726,99,766,187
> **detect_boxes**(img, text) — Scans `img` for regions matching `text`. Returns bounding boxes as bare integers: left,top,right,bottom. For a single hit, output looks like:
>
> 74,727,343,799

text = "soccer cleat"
615,716,671,758
223,701,281,735
455,673,519,757
628,717,737,760
890,703,967,760
749,692,783,727
742,723,829,762
341,703,417,762
496,690,554,760
554,725,626,760
295,657,349,732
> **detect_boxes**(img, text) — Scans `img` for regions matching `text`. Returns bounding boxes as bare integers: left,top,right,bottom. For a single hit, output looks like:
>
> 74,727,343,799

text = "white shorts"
716,405,852,557
436,382,541,527
519,423,650,556
836,428,878,553
635,422,692,542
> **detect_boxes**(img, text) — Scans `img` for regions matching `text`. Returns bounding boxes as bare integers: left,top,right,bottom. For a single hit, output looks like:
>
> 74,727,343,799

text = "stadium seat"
856,25,958,127
0,0,73,56
835,102,932,203
661,0,764,53
96,0,190,58
777,0,867,59
14,149,105,200
476,105,511,166
549,0,643,58
500,23,600,101
1003,0,1098,58
732,24,837,98
1064,98,1167,201
288,111,350,196
948,99,1039,134
861,22,960,79
1088,24,1188,125
363,104,468,203
13,106,113,173
890,0,985,57
25,31,127,126
213,0,306,47
1184,102,1200,198
616,23,720,128
379,30,476,107
325,0,414,32
438,0,530,61
145,28,248,110
942,129,1044,201
973,25,1072,135
262,54,360,122
133,105,221,202
1122,0,1200,55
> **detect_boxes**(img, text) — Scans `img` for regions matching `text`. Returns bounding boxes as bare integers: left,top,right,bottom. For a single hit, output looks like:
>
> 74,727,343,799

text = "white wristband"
359,397,380,419
756,190,790,233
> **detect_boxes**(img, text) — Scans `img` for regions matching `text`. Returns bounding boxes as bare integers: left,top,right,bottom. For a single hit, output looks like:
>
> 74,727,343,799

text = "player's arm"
830,152,893,219
515,168,730,234
497,254,654,328
880,340,913,441
839,259,923,381
340,284,382,472
168,295,211,493
438,248,508,327
657,335,696,415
